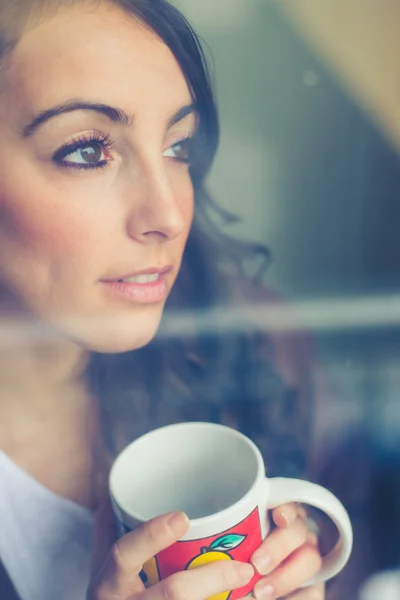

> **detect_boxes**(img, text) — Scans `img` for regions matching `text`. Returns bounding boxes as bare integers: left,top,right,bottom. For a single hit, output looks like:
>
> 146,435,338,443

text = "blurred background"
174,1,400,598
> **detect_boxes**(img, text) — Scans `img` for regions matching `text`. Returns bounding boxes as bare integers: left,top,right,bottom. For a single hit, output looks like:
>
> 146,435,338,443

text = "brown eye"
53,134,113,170
65,141,104,165
163,138,192,163
172,142,189,162
79,143,103,164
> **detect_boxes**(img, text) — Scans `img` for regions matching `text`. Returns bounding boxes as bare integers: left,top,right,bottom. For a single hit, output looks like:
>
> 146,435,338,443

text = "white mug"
110,422,353,598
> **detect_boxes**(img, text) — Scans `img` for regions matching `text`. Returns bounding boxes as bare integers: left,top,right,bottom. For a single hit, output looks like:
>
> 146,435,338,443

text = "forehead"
2,1,192,117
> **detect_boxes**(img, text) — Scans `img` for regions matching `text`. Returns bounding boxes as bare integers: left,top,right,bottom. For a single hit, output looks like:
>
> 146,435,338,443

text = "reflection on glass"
0,1,399,600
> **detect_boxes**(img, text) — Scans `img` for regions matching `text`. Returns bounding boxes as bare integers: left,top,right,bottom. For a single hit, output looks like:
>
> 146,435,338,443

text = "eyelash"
53,131,114,171
52,132,195,171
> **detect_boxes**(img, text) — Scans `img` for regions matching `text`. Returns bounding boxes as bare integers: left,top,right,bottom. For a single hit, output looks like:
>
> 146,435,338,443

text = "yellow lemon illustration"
188,548,232,569
186,534,247,600
141,556,160,587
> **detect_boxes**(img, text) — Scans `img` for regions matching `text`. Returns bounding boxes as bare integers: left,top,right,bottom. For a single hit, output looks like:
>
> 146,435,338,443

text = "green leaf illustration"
210,534,246,551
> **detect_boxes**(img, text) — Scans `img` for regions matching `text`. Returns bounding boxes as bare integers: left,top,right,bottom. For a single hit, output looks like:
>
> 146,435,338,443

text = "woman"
0,1,324,599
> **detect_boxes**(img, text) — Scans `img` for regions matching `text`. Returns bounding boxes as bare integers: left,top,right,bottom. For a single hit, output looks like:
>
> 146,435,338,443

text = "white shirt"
359,570,400,600
0,450,94,600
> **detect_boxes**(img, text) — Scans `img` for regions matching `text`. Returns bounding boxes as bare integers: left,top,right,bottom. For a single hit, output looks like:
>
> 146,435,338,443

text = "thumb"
91,495,118,574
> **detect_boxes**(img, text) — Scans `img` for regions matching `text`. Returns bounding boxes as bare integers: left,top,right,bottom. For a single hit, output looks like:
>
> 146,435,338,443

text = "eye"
65,141,105,165
163,137,192,163
53,133,114,170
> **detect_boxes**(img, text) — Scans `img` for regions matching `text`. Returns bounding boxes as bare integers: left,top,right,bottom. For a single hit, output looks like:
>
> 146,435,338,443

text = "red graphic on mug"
140,507,262,600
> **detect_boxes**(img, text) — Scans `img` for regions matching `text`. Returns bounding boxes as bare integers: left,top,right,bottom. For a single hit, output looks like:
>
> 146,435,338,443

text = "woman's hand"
88,506,255,600
250,503,325,599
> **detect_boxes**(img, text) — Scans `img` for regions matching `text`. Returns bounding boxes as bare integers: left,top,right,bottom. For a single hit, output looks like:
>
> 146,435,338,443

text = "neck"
0,290,108,510
0,289,90,422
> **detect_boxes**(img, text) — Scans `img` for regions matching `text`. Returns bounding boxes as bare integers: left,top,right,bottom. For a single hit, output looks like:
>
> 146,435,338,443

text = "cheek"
175,171,195,233
0,171,100,281
0,203,80,255
182,194,195,236
175,181,195,263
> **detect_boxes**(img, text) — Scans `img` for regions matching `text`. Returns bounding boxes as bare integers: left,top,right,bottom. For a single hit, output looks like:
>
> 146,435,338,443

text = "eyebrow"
22,100,198,138
168,103,197,128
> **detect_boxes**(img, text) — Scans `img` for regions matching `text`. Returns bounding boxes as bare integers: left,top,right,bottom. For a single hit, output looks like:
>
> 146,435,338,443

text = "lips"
118,273,160,284
100,264,173,305
102,265,172,305
105,264,173,284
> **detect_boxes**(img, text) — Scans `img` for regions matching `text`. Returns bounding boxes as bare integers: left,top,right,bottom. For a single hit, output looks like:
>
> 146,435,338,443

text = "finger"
272,503,299,529
283,582,325,599
89,511,189,600
253,544,323,599
307,531,319,547
135,559,254,600
251,517,309,575
287,507,319,548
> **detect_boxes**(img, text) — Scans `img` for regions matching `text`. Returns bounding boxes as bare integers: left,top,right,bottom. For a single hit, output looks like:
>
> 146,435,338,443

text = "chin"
89,329,159,354
60,306,164,354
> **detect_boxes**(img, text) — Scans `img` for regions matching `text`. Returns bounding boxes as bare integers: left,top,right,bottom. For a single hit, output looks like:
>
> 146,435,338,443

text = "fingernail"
237,562,255,583
254,582,275,599
167,511,189,534
251,554,272,575
280,510,290,527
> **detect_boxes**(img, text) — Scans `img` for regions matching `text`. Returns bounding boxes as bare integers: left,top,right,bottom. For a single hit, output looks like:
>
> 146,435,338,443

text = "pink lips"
113,264,173,281
101,265,172,304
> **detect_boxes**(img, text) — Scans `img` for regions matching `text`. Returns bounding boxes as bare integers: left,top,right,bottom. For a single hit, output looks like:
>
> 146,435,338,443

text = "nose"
125,159,188,244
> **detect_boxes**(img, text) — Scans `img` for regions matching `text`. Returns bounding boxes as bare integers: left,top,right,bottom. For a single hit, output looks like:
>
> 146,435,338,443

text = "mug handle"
265,477,353,586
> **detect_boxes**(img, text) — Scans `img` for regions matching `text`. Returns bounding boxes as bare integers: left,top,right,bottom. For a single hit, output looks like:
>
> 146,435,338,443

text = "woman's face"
0,2,196,352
